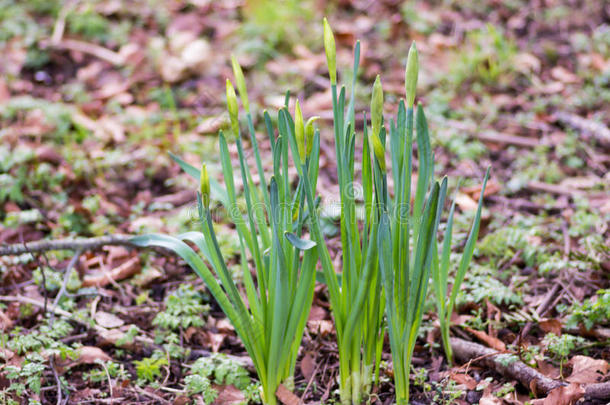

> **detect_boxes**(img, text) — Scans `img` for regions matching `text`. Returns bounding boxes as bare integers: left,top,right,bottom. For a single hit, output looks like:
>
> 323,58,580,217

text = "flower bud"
294,100,306,162
370,75,383,137
231,55,250,113
323,18,337,85
369,133,386,173
225,79,239,136
405,42,419,108
200,163,210,209
305,116,319,156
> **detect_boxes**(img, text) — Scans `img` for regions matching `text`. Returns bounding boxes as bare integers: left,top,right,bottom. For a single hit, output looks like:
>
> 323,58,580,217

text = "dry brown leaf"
307,319,333,336
57,346,111,369
539,318,563,336
0,310,14,331
82,256,140,287
450,372,477,390
275,384,300,405
551,66,580,84
300,352,316,381
215,318,235,333
566,355,609,384
213,385,245,405
479,392,503,405
537,359,561,379
464,327,507,351
456,192,478,211
94,311,125,328
308,305,327,321
205,331,225,353
531,383,585,405
76,346,112,364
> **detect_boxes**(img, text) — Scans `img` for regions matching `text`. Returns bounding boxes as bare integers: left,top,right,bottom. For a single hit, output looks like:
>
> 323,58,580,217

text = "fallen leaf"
57,346,111,369
76,346,112,364
308,305,327,321
307,319,333,336
82,256,141,287
0,310,14,331
531,383,584,405
566,355,609,384
275,384,300,405
464,327,506,351
213,385,245,405
537,359,561,379
300,352,316,381
456,192,478,211
479,391,503,405
204,331,225,353
450,372,477,390
539,318,562,336
94,311,125,328
551,66,580,84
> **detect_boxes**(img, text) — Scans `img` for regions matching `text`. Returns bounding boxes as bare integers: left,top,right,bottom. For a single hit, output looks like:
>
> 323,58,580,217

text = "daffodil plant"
132,66,323,404
320,22,490,404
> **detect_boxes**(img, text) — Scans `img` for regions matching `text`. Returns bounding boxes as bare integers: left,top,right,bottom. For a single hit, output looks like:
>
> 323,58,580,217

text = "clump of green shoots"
132,60,323,404
319,21,489,404
297,18,387,404
132,18,490,405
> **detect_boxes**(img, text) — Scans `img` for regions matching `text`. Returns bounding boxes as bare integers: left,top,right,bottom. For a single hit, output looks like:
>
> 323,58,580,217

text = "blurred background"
1,0,608,240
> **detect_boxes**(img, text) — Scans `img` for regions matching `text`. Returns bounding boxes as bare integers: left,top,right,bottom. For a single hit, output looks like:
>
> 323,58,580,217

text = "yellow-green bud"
200,163,210,208
371,75,383,137
231,55,250,113
305,116,319,156
225,79,239,136
294,100,305,162
369,133,386,173
405,42,419,108
323,18,337,85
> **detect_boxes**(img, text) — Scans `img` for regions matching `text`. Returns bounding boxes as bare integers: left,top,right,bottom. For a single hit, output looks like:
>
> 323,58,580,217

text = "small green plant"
431,170,488,365
152,284,210,331
543,333,585,375
566,289,610,329
432,379,464,405
84,360,130,383
451,24,518,87
134,352,169,383
188,354,251,390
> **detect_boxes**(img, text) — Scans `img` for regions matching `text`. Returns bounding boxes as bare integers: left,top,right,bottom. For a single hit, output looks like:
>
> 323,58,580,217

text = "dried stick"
451,337,610,400
0,235,137,256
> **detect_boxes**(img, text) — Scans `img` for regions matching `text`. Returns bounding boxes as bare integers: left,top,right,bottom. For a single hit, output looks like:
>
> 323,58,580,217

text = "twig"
0,295,74,319
51,249,83,322
50,356,62,405
451,337,610,400
553,111,610,146
44,38,125,66
527,181,585,197
475,130,540,148
513,283,562,345
0,235,137,256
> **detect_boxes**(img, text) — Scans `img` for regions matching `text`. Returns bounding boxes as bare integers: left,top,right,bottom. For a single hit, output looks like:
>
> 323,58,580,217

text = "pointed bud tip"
405,42,419,108
323,18,337,85
200,163,210,208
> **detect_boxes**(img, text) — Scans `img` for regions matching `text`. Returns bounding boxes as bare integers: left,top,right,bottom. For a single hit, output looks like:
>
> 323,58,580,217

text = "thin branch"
451,337,610,400
0,235,137,256
50,249,83,323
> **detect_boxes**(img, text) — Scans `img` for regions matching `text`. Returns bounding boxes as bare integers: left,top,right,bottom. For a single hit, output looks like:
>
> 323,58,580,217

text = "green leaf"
284,232,316,250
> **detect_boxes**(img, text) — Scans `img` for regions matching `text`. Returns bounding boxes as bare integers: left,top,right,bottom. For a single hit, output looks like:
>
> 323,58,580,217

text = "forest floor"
0,1,608,404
